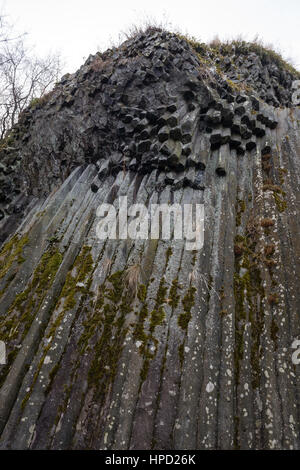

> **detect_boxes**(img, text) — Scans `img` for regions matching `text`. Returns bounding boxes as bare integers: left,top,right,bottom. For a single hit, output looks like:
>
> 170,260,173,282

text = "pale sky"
1,0,300,75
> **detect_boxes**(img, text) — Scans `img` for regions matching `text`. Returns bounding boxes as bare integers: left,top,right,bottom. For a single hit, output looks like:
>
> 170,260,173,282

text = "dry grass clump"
234,243,244,257
111,15,175,47
264,244,275,257
268,293,279,305
263,184,282,192
209,34,300,77
101,257,113,275
246,214,260,239
265,259,277,268
261,218,275,228
90,55,106,72
124,263,142,297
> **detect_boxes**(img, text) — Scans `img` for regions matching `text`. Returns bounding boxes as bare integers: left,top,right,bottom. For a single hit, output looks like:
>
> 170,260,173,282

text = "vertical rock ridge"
0,30,299,449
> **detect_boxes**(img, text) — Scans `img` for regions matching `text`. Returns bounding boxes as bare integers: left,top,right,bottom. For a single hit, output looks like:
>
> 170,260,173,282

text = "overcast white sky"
1,0,299,74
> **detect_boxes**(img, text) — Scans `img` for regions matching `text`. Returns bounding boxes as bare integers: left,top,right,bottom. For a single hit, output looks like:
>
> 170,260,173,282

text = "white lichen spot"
206,382,214,393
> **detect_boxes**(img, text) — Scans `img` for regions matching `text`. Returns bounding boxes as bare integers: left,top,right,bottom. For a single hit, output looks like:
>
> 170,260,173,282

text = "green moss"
214,39,300,78
278,168,288,185
149,277,168,334
234,211,265,389
156,277,168,306
0,246,63,345
56,246,93,314
105,271,123,303
236,199,246,227
44,245,94,344
45,362,60,395
137,284,147,302
87,302,123,394
49,362,60,383
149,306,165,334
133,304,148,348
263,184,283,193
262,182,287,212
36,210,46,218
178,286,196,330
29,92,52,109
178,342,184,368
0,131,17,150
169,279,181,309
86,271,131,399
138,277,170,383
76,266,136,402
273,192,287,212
165,247,173,266
226,78,242,92
234,252,265,390
140,358,150,383
78,294,104,353
0,233,29,281
0,272,16,299
29,97,42,108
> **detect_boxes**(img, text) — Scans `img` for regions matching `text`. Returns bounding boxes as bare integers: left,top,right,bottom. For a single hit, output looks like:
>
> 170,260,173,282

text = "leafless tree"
0,15,62,139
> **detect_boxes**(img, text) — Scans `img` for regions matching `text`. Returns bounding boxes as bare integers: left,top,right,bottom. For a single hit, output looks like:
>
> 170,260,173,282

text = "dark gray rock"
0,29,299,453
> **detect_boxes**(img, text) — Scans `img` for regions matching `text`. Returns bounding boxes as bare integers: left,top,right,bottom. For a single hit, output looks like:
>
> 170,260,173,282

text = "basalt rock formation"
0,30,299,450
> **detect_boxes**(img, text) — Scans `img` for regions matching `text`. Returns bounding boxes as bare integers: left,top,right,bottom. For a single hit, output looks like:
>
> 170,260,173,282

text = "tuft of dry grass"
198,272,220,300
124,263,142,297
268,293,279,305
234,243,244,257
265,259,277,268
262,162,272,173
263,184,282,193
110,15,176,48
264,244,275,257
209,34,300,76
101,257,113,275
90,55,106,72
261,218,275,228
246,214,260,239
102,19,299,77
208,35,222,49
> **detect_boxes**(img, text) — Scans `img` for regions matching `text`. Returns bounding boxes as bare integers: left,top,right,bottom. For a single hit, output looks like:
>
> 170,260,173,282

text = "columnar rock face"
0,30,299,450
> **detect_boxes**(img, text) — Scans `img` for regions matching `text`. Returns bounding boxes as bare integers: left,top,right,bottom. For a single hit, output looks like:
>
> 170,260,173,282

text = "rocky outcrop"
0,30,299,449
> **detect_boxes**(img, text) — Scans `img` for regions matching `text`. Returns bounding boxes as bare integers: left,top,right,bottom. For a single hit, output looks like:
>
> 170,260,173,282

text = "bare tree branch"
0,14,62,139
